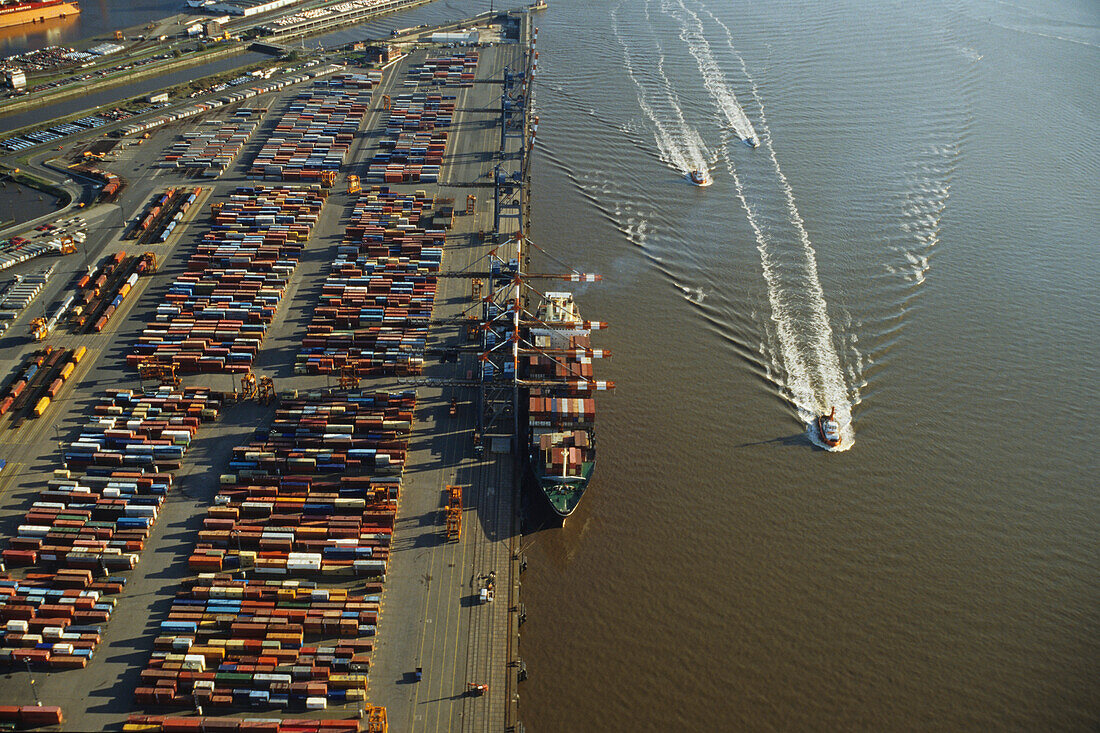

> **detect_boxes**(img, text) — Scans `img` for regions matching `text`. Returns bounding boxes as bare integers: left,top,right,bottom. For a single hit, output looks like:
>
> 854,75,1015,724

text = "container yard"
126,185,329,374
0,9,536,732
247,77,379,183
160,114,260,176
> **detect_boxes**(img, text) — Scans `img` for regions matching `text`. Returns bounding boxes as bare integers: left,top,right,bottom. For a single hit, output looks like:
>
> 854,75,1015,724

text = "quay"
0,9,534,731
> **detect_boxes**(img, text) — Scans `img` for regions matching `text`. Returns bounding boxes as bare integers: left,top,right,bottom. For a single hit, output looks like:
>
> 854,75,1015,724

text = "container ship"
525,291,600,519
0,0,80,29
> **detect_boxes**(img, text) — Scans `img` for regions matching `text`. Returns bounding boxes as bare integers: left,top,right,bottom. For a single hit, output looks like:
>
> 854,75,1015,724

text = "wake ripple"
611,0,711,176
680,0,856,449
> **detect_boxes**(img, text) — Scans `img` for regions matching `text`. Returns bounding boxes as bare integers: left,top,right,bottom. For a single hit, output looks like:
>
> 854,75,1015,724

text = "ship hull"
0,0,80,29
533,457,594,519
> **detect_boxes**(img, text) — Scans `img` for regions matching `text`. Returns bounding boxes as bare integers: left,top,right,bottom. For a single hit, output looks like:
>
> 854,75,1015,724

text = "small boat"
817,407,840,448
688,169,712,186
744,136,758,148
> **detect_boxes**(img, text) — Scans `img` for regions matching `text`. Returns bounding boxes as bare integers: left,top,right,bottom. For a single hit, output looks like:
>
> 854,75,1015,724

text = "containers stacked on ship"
524,292,599,518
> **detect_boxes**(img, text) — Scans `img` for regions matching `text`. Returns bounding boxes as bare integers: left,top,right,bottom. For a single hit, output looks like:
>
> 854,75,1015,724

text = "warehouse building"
206,0,303,17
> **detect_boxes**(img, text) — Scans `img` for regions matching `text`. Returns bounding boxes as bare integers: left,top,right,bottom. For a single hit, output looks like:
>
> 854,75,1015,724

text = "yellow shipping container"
34,396,50,417
59,362,75,381
71,346,87,363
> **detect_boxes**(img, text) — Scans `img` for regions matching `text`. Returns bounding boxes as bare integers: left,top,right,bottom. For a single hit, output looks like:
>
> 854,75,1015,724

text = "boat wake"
889,142,957,288
678,0,856,449
612,0,711,177
665,0,758,146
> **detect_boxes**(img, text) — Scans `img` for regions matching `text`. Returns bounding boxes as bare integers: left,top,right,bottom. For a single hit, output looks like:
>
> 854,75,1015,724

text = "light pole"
25,659,41,707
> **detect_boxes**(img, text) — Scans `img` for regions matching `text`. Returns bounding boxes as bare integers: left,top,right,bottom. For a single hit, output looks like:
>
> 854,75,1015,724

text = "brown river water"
521,0,1098,730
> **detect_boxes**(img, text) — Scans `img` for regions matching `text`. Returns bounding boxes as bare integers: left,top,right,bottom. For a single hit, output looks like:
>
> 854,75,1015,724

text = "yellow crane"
138,360,181,387
29,317,48,341
258,376,275,405
346,174,361,195
445,485,462,540
338,363,360,390
365,706,388,733
239,371,258,401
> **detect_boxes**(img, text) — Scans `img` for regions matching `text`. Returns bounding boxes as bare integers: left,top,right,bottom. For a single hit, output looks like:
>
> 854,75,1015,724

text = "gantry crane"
257,376,275,405
364,706,388,733
138,360,181,387
468,235,613,442
29,317,48,340
239,371,257,401
339,363,360,390
445,485,462,540
347,174,361,195
320,171,337,188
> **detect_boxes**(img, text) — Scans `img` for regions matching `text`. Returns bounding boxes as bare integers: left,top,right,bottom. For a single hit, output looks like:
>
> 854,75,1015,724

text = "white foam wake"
682,0,856,449
665,0,758,145
611,0,711,176
893,142,955,286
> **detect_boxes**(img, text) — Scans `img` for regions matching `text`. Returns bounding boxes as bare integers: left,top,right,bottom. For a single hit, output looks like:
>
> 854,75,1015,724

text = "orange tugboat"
0,0,80,29
817,407,841,448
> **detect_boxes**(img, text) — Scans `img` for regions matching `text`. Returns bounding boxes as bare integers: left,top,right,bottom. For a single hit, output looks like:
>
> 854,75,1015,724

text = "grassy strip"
0,43,246,120
1,58,280,145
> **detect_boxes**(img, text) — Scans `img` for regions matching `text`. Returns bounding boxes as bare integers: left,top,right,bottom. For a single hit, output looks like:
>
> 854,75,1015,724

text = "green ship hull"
535,458,594,518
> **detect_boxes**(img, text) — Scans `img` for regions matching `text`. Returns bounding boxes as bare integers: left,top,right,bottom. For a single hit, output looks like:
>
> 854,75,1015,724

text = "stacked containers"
0,387,222,668
134,390,412,709
366,90,456,183
124,716,359,732
248,84,374,183
72,252,154,333
413,51,479,87
0,575,110,669
127,186,327,374
162,116,259,176
296,187,442,376
137,578,380,709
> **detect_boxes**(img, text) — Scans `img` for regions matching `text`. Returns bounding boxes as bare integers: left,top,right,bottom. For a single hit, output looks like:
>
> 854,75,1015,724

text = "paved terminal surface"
0,21,529,731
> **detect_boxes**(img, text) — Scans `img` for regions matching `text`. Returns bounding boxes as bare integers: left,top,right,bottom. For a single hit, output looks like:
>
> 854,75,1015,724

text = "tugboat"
688,169,712,187
816,407,841,448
